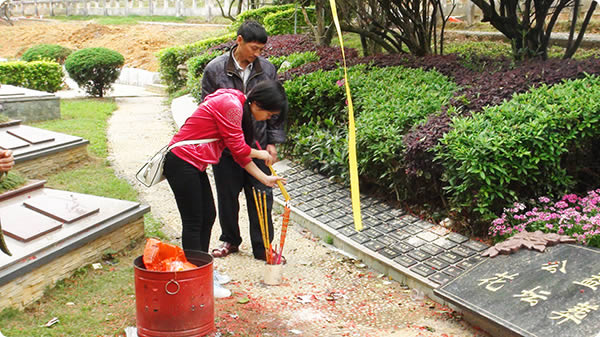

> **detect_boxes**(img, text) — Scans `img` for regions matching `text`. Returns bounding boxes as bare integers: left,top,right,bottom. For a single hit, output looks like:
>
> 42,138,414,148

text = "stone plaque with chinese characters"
435,244,600,337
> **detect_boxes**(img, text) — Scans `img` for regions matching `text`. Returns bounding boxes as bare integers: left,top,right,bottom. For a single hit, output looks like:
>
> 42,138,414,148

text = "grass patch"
0,243,142,336
144,213,169,240
45,161,138,201
331,32,364,56
0,172,26,193
0,98,169,335
51,15,188,25
32,99,116,158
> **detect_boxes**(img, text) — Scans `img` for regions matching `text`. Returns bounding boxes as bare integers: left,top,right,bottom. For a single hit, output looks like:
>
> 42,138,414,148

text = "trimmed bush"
284,64,457,198
64,47,124,97
436,75,600,225
230,4,295,32
157,32,235,93
186,50,225,102
21,44,72,64
0,61,63,93
269,51,319,73
264,7,316,35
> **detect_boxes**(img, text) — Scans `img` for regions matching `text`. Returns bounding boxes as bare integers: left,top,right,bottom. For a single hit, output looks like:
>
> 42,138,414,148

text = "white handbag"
135,139,217,187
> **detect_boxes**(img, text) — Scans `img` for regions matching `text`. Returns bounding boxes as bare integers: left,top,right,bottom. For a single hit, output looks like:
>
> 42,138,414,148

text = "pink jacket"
169,89,252,171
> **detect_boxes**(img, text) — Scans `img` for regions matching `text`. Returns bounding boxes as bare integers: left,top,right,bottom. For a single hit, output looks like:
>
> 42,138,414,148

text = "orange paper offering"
143,238,197,272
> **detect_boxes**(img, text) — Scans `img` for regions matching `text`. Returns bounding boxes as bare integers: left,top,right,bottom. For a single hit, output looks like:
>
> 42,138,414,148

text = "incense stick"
253,187,270,264
263,190,272,264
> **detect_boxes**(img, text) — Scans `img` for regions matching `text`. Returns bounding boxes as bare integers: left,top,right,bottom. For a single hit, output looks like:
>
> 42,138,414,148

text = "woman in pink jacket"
163,80,287,260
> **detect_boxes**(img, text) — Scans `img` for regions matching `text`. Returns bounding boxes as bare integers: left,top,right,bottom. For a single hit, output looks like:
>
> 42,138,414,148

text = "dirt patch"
0,19,226,71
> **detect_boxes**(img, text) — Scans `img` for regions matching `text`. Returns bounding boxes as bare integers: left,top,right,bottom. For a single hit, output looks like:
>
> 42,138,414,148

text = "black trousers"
213,152,273,259
163,152,216,252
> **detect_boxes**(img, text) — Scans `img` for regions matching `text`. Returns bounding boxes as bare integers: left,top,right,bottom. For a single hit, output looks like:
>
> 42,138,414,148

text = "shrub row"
284,64,457,198
157,32,236,93
229,4,295,32
186,50,225,101
186,49,319,103
0,61,63,93
21,44,72,64
264,7,316,35
436,75,600,224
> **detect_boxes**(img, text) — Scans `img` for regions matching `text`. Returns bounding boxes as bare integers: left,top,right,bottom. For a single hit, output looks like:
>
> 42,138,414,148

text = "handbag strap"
167,138,218,152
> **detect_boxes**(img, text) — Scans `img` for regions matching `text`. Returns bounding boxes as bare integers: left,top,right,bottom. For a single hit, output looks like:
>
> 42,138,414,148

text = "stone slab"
433,237,458,250
411,263,436,277
435,244,600,337
2,124,86,162
350,232,370,244
424,257,450,271
420,243,444,256
407,249,432,262
24,194,100,223
394,255,418,268
379,247,401,259
429,272,453,286
0,204,63,242
0,132,30,150
364,240,385,252
7,128,54,144
0,185,143,277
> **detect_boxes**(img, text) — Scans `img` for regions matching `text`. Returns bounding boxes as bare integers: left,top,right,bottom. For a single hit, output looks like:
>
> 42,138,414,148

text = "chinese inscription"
513,286,551,306
542,260,567,274
549,302,599,325
478,272,519,292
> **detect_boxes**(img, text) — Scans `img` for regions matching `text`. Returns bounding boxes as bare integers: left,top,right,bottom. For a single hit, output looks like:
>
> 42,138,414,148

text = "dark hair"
237,20,268,44
242,80,288,145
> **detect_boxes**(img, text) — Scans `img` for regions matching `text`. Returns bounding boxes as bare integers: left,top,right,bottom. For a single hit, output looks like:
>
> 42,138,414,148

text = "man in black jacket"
202,20,285,262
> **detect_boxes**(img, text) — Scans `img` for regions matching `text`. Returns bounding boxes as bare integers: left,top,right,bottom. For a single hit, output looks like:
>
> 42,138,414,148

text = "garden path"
104,90,489,336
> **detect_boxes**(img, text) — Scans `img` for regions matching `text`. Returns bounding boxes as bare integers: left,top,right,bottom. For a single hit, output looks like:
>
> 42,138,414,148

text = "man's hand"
266,144,278,163
0,150,14,173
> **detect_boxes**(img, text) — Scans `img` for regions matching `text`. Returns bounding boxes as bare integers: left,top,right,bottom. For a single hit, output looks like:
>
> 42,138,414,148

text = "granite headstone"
435,244,600,337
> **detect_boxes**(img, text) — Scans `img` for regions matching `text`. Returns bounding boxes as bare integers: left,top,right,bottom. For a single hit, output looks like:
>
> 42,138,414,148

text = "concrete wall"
9,0,243,18
0,217,145,310
15,144,89,179
0,97,60,122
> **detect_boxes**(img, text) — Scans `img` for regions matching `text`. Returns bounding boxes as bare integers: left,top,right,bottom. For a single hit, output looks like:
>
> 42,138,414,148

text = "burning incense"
276,206,291,265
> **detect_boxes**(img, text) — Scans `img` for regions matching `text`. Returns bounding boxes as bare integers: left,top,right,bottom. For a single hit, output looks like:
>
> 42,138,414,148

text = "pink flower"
539,196,551,203
555,201,568,209
336,79,345,87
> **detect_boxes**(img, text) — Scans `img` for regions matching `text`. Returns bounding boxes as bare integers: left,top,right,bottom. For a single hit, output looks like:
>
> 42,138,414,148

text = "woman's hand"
0,150,14,172
255,149,274,166
262,175,286,188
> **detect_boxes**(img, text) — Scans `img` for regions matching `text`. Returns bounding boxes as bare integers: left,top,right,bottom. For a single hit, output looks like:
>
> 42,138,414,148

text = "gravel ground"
107,96,490,337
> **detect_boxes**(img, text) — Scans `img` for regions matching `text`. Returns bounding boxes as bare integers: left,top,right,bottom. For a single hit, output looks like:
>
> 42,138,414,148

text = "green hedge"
186,50,225,102
436,75,600,223
264,7,315,35
230,4,295,32
284,64,457,196
268,51,319,73
0,61,63,93
21,44,72,64
157,32,235,93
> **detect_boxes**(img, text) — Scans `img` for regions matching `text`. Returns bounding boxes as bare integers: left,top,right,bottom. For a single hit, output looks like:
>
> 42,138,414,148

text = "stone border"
271,160,490,303
0,216,146,310
14,142,89,179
